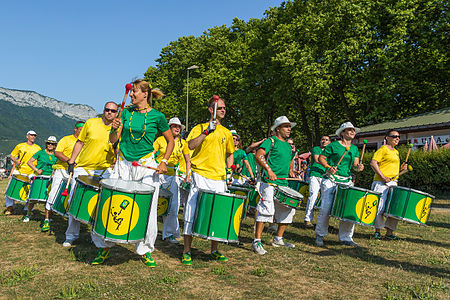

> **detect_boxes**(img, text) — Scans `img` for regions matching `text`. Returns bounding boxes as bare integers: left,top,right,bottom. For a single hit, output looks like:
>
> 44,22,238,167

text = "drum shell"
384,186,434,225
193,190,245,243
274,186,304,209
247,188,260,208
67,176,100,225
288,180,309,198
51,179,71,217
93,180,154,244
331,185,380,227
28,176,51,202
5,175,30,203
157,189,172,217
227,185,251,219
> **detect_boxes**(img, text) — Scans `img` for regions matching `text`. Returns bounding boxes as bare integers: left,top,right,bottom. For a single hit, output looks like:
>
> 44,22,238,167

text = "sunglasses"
217,106,226,111
104,108,118,113
46,142,57,145
388,135,400,138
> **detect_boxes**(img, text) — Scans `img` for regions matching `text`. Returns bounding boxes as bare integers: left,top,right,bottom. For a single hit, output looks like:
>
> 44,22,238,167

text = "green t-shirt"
119,107,170,162
32,150,57,176
233,149,247,168
259,137,293,186
309,146,326,178
242,152,257,177
321,141,359,178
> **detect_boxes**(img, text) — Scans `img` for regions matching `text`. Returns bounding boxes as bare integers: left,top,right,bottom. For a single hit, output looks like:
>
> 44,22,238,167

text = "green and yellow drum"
157,188,172,217
93,178,155,244
28,176,51,202
67,175,100,225
228,184,251,219
5,175,30,203
274,186,304,209
331,185,381,227
247,188,260,208
193,189,245,243
288,180,309,199
384,186,434,225
51,179,71,217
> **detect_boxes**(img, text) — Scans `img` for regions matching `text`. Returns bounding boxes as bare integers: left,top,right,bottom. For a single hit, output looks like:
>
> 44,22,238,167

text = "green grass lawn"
0,180,449,299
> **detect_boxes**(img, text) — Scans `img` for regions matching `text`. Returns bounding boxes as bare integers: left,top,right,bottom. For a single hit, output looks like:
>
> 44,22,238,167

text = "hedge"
354,146,450,198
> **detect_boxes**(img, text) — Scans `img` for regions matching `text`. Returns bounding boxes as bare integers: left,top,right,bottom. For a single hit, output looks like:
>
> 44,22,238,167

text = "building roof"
359,107,450,135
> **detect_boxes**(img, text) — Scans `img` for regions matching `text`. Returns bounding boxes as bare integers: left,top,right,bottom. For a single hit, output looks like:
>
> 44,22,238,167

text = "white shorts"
256,182,296,224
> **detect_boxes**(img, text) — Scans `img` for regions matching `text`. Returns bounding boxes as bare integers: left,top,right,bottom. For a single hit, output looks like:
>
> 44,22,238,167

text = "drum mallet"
212,95,219,121
8,152,26,180
62,172,73,197
360,139,368,162
392,165,413,180
401,143,413,169
265,177,304,182
131,161,160,171
118,83,133,119
334,147,350,169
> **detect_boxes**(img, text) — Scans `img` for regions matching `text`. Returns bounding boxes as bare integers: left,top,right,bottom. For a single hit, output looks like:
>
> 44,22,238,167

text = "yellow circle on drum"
299,185,309,198
415,197,432,223
157,197,169,215
101,195,139,236
63,196,70,210
20,186,29,201
233,203,243,236
87,194,99,219
355,194,379,224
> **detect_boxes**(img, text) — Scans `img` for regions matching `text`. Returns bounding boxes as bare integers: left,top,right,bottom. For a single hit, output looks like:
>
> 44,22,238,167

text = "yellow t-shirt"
179,142,192,174
187,123,235,180
76,118,115,170
153,136,186,176
54,134,78,170
10,143,42,175
372,145,400,181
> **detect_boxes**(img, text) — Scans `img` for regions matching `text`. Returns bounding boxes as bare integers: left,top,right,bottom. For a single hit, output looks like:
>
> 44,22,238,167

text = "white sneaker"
63,240,73,247
252,241,267,255
22,215,30,223
315,235,324,247
267,224,277,233
272,238,295,248
166,235,179,244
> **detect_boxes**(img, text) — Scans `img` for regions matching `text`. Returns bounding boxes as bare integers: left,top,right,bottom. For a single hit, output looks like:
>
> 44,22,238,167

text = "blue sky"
0,1,281,112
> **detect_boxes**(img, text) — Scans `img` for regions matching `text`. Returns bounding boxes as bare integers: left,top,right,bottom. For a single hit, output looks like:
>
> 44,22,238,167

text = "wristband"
226,168,232,174
203,130,209,136
161,159,168,164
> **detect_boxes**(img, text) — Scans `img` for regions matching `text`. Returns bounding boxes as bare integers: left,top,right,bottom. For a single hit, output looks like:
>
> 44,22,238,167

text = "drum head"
229,185,250,192
77,175,101,189
338,184,382,196
393,186,435,199
100,178,155,194
277,185,304,199
13,175,30,183
199,188,246,200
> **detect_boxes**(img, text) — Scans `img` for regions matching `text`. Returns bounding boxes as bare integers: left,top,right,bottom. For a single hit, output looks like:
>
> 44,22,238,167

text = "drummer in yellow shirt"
63,102,118,247
43,121,84,231
181,96,235,266
154,117,188,244
4,130,41,215
370,130,407,240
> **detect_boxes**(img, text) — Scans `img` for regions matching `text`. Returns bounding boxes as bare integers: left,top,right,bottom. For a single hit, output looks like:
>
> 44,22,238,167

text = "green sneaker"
182,252,193,266
385,234,399,240
91,248,110,265
142,252,157,267
211,251,228,262
374,232,381,240
22,215,31,223
41,220,50,232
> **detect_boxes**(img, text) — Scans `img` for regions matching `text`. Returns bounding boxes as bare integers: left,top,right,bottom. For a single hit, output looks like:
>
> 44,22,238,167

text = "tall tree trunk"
296,96,313,147
334,86,357,125
313,111,321,146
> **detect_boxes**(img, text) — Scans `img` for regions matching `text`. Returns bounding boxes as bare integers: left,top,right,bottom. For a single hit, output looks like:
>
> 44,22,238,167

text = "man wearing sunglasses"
4,130,41,215
63,102,118,247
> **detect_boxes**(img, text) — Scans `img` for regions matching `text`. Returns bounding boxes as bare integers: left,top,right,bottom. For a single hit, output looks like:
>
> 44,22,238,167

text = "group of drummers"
3,79,434,267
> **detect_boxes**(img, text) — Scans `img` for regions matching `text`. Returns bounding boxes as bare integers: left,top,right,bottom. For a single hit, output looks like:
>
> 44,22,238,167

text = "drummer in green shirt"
252,116,297,255
230,130,255,185
315,122,364,247
23,136,58,222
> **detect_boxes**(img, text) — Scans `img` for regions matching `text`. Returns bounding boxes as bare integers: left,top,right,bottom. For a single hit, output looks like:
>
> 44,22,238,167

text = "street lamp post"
186,65,199,131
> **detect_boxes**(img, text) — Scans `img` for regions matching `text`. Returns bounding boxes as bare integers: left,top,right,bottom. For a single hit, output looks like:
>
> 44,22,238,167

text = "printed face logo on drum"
110,200,130,230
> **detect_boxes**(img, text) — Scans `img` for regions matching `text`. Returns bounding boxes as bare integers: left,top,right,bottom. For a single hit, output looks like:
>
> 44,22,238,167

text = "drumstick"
212,95,219,121
61,172,73,197
360,139,368,162
131,161,159,171
401,143,413,169
264,177,304,181
8,152,26,180
391,165,413,180
118,83,133,119
335,147,351,168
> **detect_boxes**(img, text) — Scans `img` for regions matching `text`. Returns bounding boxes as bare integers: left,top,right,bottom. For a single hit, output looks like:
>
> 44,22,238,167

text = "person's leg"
314,179,335,245
252,183,274,255
372,181,388,238
162,176,181,241
273,201,296,248
304,176,321,223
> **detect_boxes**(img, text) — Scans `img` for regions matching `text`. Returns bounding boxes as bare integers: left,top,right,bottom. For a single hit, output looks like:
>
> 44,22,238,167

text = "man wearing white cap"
153,117,188,244
315,122,364,247
4,130,41,215
23,136,58,223
252,116,297,255
230,130,255,185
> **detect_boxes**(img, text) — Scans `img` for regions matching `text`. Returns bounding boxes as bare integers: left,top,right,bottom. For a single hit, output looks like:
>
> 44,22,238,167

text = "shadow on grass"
426,220,450,230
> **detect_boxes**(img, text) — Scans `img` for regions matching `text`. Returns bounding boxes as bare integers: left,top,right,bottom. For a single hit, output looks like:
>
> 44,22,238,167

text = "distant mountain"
0,87,98,157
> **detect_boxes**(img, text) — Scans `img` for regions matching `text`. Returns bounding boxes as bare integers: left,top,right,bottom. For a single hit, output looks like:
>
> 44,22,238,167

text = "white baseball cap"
168,117,185,130
230,130,240,137
335,122,360,137
27,130,37,135
46,136,57,143
271,116,297,132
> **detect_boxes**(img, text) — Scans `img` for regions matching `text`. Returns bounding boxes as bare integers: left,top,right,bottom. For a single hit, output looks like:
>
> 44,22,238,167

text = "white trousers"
183,172,226,235
46,169,69,211
91,156,160,255
160,174,181,239
256,182,296,224
315,178,355,242
371,181,399,231
4,170,32,208
65,167,112,242
304,176,322,222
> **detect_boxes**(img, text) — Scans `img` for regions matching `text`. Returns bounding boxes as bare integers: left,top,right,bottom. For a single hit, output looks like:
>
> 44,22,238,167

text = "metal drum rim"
100,178,155,195
198,188,246,200
337,184,382,196
76,175,101,191
192,232,239,244
390,186,435,199
12,175,31,183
